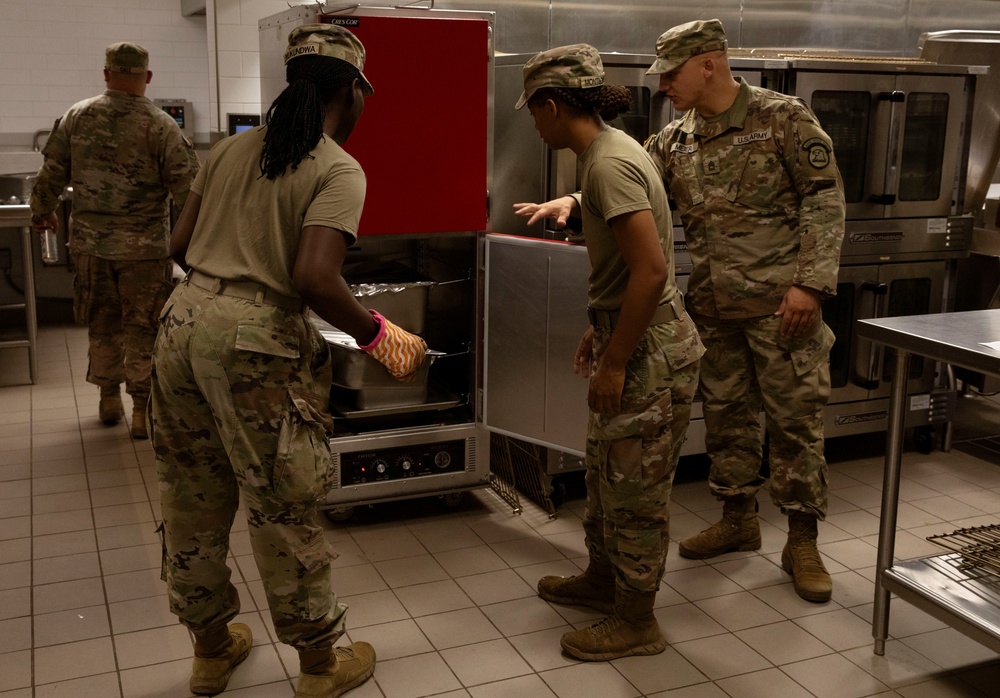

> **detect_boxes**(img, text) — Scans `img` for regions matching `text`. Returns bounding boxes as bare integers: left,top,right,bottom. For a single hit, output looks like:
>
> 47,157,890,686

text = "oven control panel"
340,439,466,485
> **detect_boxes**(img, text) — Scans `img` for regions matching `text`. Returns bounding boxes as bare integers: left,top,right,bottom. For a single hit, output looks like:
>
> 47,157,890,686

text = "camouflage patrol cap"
515,44,604,110
105,42,149,75
646,19,728,75
284,23,374,96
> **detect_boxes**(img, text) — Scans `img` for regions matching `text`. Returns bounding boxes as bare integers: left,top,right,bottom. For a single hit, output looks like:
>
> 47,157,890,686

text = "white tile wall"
0,0,209,146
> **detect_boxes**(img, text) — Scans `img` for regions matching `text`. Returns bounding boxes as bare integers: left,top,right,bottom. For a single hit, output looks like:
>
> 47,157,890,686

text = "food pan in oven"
344,260,433,334
312,320,441,389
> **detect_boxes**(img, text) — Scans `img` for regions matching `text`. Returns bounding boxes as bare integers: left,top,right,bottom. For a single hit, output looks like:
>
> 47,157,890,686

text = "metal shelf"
883,554,1000,654
0,208,37,383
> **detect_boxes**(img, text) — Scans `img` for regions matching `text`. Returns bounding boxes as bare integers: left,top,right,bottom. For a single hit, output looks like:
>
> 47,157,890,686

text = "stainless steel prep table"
858,309,1000,655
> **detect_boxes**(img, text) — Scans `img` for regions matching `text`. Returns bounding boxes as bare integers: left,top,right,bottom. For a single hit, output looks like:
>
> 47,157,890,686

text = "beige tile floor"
2,324,1000,697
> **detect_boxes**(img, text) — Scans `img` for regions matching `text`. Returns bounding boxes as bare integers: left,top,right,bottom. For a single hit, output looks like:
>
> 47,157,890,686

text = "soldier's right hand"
31,212,58,233
513,196,578,228
359,310,427,380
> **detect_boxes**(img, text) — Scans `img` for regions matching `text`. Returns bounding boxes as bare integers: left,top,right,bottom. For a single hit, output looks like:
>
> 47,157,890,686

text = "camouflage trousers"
72,254,173,400
583,314,703,593
693,312,835,519
151,280,347,650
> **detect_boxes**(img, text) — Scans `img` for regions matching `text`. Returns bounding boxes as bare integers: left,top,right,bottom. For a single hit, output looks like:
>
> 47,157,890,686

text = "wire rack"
927,524,1000,577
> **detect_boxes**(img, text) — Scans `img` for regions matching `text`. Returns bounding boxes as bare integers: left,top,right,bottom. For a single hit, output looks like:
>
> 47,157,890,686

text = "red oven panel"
321,14,489,236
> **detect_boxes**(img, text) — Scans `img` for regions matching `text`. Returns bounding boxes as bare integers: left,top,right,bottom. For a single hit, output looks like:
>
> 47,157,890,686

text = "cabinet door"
483,235,589,456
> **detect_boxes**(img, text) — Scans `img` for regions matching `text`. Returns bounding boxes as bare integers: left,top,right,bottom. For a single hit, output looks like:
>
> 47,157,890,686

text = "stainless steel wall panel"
550,0,741,55
741,0,909,54
907,1,1000,53
435,0,551,53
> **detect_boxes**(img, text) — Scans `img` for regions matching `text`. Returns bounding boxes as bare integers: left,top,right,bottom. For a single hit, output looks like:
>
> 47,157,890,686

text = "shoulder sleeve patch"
802,137,832,169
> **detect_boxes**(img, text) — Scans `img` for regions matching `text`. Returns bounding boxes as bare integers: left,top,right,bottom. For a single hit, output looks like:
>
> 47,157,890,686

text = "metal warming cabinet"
259,6,493,520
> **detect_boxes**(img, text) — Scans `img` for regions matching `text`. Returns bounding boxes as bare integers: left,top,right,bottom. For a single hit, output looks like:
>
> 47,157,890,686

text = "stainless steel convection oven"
259,5,494,520
771,54,983,447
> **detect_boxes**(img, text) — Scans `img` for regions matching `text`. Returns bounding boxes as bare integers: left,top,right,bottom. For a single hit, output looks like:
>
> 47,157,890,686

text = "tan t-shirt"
185,126,366,297
578,128,675,309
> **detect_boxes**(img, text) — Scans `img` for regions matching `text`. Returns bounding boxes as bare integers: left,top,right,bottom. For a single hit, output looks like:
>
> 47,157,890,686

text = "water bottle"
40,228,59,265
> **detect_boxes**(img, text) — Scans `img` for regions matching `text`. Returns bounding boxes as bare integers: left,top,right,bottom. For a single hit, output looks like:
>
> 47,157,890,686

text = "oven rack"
927,524,1000,577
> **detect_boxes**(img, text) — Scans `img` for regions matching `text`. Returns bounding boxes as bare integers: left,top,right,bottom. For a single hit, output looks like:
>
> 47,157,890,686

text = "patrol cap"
515,43,604,110
284,23,374,96
646,19,728,75
105,42,149,75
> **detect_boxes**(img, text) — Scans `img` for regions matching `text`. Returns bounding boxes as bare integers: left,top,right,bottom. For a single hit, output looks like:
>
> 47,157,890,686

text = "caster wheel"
323,506,355,523
440,492,465,509
914,426,937,455
549,478,567,509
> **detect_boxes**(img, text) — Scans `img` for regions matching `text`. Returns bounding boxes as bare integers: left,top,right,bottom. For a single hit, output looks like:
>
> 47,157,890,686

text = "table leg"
872,348,910,655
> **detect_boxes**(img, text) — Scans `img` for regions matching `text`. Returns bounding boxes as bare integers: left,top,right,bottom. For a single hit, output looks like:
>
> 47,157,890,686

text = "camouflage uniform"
645,78,845,517
152,282,347,648
586,318,702,591
29,67,198,402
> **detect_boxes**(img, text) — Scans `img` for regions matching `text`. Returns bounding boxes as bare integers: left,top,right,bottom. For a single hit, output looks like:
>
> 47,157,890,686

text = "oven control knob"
434,451,451,469
375,461,386,475
398,458,412,471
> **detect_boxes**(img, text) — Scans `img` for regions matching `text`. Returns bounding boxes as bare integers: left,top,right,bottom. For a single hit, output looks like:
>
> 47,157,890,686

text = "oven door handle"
869,91,905,206
855,281,888,390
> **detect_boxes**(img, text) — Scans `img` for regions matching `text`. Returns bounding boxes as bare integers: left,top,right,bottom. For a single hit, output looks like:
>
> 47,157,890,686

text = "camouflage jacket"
645,79,846,319
29,89,199,260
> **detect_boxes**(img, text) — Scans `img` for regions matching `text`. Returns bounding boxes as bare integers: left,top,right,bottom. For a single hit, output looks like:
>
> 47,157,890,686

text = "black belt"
587,295,684,331
187,270,304,312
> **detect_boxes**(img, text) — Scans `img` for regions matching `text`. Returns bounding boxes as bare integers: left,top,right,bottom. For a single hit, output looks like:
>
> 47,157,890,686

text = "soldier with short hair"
30,42,199,439
644,19,846,602
513,43,704,661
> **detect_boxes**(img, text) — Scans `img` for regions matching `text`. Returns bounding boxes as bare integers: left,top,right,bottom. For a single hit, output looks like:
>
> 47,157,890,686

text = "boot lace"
589,612,626,638
792,541,824,570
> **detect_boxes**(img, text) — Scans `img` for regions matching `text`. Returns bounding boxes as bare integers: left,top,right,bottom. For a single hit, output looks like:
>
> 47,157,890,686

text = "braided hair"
529,85,632,121
259,55,361,180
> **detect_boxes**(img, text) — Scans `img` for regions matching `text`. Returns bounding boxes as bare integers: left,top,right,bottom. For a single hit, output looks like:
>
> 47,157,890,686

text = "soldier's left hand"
31,212,58,234
775,286,821,338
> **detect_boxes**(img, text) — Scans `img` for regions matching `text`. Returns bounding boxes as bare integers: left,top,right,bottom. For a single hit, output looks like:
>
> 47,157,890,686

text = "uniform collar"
679,76,752,140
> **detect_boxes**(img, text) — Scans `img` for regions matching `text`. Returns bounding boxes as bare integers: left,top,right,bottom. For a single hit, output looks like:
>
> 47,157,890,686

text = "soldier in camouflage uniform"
643,19,846,602
30,42,199,439
152,24,424,698
513,44,704,661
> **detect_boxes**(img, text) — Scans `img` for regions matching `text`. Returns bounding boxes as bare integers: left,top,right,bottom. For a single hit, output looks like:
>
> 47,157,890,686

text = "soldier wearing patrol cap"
152,22,420,698
643,19,846,603
513,44,704,661
29,41,199,440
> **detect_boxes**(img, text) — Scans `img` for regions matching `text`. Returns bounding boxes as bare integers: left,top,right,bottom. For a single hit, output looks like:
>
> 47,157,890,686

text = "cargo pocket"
273,389,336,502
786,322,836,377
294,533,336,620
604,388,675,496
234,324,300,358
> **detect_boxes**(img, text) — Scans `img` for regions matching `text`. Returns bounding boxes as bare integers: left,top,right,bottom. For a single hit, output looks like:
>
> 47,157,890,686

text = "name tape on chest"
670,142,698,154
733,128,771,146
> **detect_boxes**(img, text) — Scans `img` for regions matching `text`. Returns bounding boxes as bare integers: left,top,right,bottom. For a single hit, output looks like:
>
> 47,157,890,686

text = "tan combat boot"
130,397,148,440
537,561,615,614
678,496,761,559
99,385,124,425
296,642,376,698
782,512,832,603
560,587,666,661
190,622,252,695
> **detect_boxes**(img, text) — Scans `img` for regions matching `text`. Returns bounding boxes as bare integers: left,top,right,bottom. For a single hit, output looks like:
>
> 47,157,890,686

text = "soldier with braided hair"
513,44,704,662
151,23,424,698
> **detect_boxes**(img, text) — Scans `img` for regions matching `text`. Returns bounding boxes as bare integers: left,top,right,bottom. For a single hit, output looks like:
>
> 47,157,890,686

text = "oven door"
872,261,946,399
823,265,876,404
793,71,966,220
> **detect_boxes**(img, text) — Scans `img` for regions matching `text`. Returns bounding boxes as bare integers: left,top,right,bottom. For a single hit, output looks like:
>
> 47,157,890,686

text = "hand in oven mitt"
359,310,428,380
